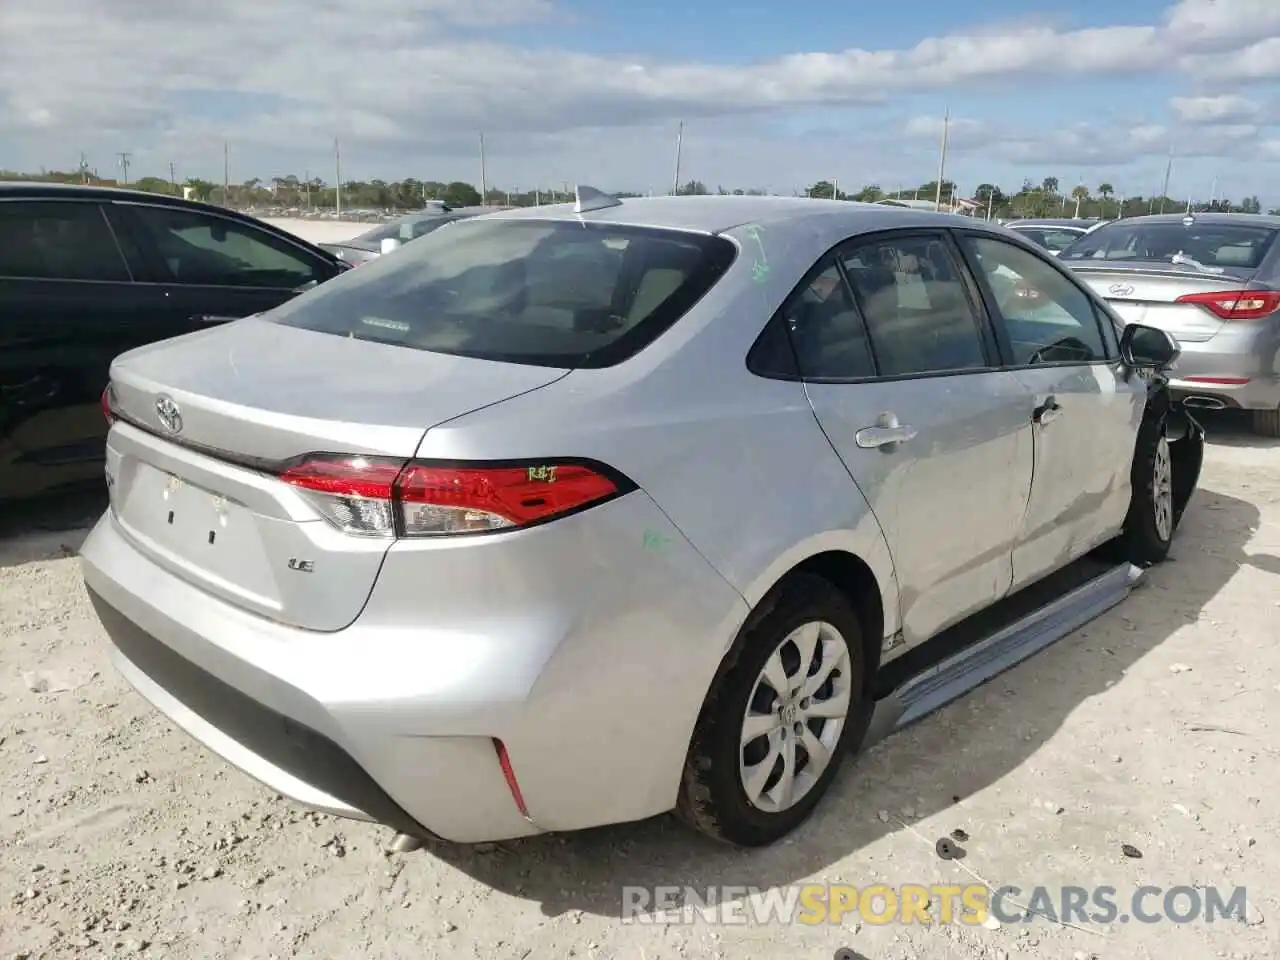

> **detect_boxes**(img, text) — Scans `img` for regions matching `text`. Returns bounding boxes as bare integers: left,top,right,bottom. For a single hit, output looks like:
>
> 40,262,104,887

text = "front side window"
839,235,988,377
267,219,736,368
125,206,324,289
964,235,1107,365
0,201,129,282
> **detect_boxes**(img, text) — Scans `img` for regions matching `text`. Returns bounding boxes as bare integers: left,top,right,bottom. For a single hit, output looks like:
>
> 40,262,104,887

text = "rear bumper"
1166,334,1280,410
81,493,748,843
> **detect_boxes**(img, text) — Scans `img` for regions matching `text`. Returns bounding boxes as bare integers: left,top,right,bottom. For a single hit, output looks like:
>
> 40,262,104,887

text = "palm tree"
1071,185,1090,217
1097,182,1114,217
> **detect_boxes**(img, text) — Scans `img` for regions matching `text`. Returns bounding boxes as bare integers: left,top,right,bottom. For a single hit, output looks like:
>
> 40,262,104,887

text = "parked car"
0,182,348,502
1059,212,1280,436
81,190,1203,849
1004,218,1094,256
319,205,509,265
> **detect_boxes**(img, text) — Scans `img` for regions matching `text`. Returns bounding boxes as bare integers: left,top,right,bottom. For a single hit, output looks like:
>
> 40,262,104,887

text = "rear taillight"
1175,289,1280,320
101,385,115,425
277,455,630,538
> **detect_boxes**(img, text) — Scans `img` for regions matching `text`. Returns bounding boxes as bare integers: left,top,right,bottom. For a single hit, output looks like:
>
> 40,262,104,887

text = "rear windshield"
267,218,737,367
1060,221,1278,270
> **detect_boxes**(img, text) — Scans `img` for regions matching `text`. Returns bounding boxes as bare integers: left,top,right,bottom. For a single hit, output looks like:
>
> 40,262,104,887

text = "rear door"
795,230,1035,648
0,198,156,498
957,231,1145,588
104,202,340,330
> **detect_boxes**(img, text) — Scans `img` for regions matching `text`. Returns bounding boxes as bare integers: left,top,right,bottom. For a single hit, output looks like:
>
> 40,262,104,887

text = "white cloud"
1169,95,1262,123
2,0,1280,185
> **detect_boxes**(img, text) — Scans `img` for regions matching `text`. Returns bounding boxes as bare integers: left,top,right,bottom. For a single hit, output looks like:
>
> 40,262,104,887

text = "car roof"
1007,219,1091,229
477,194,985,237
1097,213,1280,229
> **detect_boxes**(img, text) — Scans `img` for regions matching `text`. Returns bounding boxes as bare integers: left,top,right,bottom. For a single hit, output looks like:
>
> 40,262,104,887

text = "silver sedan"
82,192,1203,848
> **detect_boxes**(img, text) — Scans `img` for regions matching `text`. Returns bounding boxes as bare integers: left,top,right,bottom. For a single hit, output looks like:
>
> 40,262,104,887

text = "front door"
103,202,338,334
955,232,1146,588
791,231,1035,648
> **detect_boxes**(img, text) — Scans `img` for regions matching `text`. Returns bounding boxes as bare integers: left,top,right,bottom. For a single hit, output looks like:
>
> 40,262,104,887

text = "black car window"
781,261,875,380
123,206,324,289
0,201,130,282
267,218,735,369
964,235,1108,366
838,235,988,377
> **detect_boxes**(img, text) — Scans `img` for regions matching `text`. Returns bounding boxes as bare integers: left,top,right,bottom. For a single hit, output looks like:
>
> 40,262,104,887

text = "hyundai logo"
1108,283,1135,297
155,394,183,434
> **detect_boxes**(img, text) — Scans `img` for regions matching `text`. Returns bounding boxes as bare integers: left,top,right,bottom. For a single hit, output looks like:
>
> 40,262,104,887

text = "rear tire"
1106,413,1175,567
1252,407,1280,438
676,574,870,847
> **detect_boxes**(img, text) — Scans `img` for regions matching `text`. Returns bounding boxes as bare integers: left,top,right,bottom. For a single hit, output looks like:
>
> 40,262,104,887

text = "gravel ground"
2,418,1279,960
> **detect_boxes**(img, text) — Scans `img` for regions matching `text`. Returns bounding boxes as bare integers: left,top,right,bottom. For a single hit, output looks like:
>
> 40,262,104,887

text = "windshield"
1060,221,1278,269
1013,227,1084,253
267,218,736,368
356,214,457,246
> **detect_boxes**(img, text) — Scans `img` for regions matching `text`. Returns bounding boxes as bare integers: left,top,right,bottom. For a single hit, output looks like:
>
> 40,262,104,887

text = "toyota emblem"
155,394,183,434
1108,283,1135,297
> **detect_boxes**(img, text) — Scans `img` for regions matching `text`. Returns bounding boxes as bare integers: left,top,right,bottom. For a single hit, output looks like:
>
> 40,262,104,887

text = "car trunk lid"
1069,263,1256,342
105,317,567,631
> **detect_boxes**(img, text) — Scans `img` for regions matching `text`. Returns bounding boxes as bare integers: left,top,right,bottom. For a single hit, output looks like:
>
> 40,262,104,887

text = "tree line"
1,168,1269,218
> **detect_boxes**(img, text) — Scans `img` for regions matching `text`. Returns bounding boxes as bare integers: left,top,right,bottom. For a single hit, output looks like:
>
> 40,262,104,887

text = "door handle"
855,425,918,449
1033,397,1062,425
188,314,240,324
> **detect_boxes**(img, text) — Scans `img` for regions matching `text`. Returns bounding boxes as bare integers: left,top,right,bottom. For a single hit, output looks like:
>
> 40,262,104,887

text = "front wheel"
1107,415,1176,567
676,574,869,847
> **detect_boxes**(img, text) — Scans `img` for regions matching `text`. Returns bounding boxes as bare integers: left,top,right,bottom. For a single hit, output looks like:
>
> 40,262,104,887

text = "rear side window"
839,235,989,377
121,205,325,289
0,201,130,282
1060,221,1278,270
268,219,737,368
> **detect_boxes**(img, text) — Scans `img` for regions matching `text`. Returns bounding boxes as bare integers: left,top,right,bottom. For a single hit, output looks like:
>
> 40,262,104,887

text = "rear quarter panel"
412,236,901,644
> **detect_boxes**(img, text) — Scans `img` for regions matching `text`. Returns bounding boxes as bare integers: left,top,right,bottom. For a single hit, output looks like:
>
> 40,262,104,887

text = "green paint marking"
643,530,670,551
744,224,770,282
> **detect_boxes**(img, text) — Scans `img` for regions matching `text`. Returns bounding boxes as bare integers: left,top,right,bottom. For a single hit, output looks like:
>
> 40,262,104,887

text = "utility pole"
479,133,488,205
934,106,950,212
671,120,685,195
169,161,177,192
78,152,89,184
1159,146,1174,214
304,169,312,209
117,152,131,185
223,141,230,204
334,138,342,218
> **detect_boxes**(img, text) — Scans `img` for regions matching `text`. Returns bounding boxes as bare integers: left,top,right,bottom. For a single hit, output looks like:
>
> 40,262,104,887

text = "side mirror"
1120,322,1180,369
380,237,402,255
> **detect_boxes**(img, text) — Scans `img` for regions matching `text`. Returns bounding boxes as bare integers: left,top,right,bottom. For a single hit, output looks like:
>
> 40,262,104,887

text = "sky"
2,0,1280,201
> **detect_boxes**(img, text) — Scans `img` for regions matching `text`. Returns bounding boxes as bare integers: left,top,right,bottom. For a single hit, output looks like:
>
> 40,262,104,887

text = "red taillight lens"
1175,289,1280,320
101,385,115,424
278,455,627,538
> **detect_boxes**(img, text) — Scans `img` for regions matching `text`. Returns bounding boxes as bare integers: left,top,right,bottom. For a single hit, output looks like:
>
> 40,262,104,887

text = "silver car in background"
1060,213,1280,436
81,191,1202,849
1004,219,1094,256
319,205,504,265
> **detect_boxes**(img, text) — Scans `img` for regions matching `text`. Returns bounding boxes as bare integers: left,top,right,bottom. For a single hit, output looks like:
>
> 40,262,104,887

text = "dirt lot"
2,417,1278,960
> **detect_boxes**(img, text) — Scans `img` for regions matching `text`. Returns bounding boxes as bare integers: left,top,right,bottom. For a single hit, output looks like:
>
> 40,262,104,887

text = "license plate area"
123,462,253,556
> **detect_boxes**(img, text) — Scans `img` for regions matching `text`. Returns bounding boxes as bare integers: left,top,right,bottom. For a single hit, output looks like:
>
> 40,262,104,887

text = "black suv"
0,182,347,503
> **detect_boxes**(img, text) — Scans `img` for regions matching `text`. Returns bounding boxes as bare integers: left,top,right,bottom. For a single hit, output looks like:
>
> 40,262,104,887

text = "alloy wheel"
739,620,853,813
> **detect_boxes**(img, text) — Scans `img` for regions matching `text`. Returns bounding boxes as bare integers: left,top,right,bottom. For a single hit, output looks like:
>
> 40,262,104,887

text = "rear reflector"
1175,289,1280,320
278,455,631,537
1183,376,1250,385
493,739,531,820
101,385,115,425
